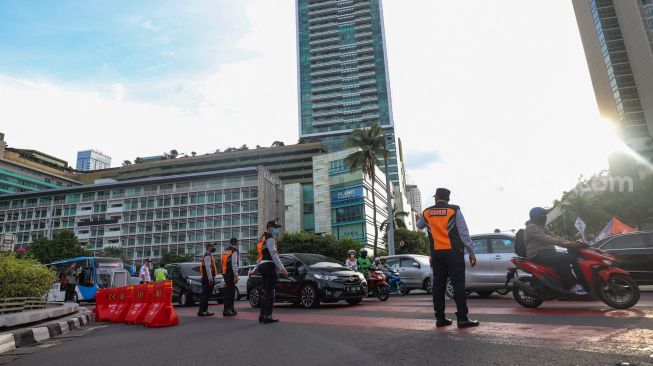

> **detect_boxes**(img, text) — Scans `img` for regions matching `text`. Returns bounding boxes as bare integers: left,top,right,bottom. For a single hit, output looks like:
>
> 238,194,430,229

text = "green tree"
380,206,409,232
346,124,390,257
384,228,430,255
101,247,126,261
134,157,144,164
169,149,179,159
271,141,285,147
122,160,132,166
277,232,362,262
28,230,90,264
0,253,57,298
159,251,192,266
599,173,653,230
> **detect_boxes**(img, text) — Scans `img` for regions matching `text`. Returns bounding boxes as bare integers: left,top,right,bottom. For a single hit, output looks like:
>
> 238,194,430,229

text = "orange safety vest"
422,203,464,251
257,233,272,262
221,249,236,274
199,252,218,280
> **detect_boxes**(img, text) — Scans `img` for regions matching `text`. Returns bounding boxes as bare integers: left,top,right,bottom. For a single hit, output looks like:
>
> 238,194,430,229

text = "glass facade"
589,0,649,141
76,150,111,171
297,0,401,186
0,169,60,194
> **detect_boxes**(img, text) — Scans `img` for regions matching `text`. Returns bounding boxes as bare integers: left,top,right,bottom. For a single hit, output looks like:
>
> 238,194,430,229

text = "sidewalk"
0,305,93,354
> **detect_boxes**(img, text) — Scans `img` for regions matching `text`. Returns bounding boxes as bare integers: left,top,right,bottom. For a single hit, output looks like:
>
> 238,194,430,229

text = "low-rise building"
0,166,284,264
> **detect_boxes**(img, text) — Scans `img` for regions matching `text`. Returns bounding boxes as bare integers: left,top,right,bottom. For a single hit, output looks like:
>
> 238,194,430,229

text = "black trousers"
223,271,235,312
258,262,277,317
198,277,212,313
65,284,76,302
432,248,469,321
532,250,578,289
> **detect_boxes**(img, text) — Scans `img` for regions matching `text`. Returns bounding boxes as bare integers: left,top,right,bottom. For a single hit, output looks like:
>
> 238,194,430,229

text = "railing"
0,297,47,314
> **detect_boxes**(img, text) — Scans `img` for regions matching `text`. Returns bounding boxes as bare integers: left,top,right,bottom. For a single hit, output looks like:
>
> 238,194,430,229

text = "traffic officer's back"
417,188,479,328
221,237,239,316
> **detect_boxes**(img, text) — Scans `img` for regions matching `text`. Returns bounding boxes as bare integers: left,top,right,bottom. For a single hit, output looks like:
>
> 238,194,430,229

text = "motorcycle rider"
377,257,390,272
345,250,358,271
357,248,372,278
525,207,588,295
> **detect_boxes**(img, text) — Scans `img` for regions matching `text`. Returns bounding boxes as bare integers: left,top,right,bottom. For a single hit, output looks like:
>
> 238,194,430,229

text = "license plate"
348,286,360,293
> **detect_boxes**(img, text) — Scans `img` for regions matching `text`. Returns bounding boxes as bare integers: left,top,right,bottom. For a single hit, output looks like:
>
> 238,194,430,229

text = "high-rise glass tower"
296,0,403,186
573,0,653,160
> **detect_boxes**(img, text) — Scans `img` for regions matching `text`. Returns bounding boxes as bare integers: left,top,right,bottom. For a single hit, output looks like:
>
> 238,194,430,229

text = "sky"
0,0,625,233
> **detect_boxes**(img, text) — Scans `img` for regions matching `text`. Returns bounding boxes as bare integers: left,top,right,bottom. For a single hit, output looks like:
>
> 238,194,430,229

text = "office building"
0,132,80,194
76,150,112,172
406,184,422,213
573,0,653,160
0,167,284,264
296,0,405,186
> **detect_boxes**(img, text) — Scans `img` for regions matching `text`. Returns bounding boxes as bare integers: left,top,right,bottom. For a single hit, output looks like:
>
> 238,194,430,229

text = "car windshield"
180,263,202,276
295,254,344,268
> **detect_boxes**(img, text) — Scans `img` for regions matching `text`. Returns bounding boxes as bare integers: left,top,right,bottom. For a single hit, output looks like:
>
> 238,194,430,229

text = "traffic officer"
257,219,288,324
221,237,239,317
198,243,217,317
416,188,479,328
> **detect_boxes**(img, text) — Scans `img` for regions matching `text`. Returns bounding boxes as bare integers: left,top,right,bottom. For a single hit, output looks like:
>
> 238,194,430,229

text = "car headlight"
314,273,338,281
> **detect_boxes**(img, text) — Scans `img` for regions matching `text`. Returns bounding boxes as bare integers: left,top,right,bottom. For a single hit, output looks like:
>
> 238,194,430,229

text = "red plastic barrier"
94,288,110,322
143,280,179,328
124,283,154,325
108,286,134,323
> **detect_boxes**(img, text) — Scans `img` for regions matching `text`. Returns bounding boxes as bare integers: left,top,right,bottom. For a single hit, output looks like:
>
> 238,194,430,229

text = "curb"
0,310,94,354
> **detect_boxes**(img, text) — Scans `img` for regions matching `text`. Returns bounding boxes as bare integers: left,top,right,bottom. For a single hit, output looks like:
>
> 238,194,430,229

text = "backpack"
514,229,526,257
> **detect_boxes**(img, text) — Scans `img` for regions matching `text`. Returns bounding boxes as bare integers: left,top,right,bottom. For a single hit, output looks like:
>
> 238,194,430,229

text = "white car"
236,265,255,300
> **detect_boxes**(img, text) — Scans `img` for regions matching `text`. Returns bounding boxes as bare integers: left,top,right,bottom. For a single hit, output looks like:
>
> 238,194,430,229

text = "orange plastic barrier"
108,285,134,323
124,283,154,325
143,280,179,327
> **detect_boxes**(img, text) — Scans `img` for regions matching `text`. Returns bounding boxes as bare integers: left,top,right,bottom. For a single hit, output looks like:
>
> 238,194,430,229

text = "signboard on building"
0,233,15,252
331,186,364,202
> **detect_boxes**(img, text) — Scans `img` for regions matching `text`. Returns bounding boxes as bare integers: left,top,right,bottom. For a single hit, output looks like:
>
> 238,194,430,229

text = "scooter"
506,244,640,309
367,267,390,301
384,268,407,296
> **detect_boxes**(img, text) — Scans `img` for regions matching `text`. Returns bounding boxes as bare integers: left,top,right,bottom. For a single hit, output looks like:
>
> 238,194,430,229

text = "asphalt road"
3,292,653,366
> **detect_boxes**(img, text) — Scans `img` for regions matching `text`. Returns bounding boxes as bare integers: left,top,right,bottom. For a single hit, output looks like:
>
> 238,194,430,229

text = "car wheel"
445,278,454,299
476,290,494,298
346,298,362,306
248,288,261,308
423,278,432,294
300,284,319,309
179,291,192,307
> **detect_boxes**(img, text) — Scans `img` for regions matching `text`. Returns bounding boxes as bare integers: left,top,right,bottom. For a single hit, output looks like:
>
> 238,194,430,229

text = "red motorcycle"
507,245,640,309
366,267,390,301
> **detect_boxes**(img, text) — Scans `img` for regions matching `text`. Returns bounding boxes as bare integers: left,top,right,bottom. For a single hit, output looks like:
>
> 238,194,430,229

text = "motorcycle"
366,267,390,301
506,245,640,309
384,268,407,296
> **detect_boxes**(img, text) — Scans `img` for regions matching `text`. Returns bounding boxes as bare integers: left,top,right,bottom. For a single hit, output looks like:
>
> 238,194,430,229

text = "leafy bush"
277,232,363,262
384,228,430,256
0,253,57,298
28,230,90,264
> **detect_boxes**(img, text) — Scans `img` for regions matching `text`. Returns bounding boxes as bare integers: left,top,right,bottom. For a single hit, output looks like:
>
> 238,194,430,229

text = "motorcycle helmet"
379,256,386,263
529,207,547,224
347,249,356,257
359,248,368,258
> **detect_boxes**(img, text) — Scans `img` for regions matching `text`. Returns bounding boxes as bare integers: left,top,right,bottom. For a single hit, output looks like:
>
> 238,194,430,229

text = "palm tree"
381,206,409,232
345,124,390,257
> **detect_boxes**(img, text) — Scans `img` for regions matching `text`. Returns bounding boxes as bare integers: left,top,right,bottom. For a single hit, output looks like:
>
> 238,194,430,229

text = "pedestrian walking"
416,188,480,328
221,237,239,316
139,258,152,284
65,263,78,302
198,243,218,317
153,263,168,282
257,219,288,324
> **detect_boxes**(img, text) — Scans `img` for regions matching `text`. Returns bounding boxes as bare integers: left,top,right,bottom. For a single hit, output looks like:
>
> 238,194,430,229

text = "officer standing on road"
153,263,168,282
416,188,480,328
257,219,288,324
198,243,218,317
221,237,239,317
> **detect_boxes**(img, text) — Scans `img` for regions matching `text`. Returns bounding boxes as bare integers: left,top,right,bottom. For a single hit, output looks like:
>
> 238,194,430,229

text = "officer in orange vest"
257,219,288,324
416,188,479,328
221,237,239,317
198,243,217,317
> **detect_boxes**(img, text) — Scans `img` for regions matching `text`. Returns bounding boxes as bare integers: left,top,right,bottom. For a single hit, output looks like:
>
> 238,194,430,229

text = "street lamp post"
383,136,395,256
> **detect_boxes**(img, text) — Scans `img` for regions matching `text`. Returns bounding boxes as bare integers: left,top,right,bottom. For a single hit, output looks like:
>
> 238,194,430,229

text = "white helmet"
347,250,356,256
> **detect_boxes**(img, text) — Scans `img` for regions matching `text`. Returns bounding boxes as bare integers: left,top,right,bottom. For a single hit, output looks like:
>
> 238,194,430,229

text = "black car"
593,231,653,285
165,263,226,306
247,253,366,309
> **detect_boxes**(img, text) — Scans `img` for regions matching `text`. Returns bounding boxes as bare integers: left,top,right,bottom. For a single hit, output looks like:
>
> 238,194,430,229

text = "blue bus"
46,257,128,302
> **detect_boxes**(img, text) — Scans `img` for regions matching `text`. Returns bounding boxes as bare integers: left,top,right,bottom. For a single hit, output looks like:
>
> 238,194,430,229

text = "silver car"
384,254,433,294
445,233,520,298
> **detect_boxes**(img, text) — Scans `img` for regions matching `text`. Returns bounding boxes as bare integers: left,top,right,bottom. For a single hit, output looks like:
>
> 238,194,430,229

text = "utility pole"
383,136,395,256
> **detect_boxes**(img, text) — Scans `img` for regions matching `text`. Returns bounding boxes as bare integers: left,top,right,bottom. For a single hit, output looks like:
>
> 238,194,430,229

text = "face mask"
272,228,280,235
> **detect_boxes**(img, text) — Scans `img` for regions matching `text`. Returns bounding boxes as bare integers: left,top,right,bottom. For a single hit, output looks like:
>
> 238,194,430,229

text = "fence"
0,297,47,314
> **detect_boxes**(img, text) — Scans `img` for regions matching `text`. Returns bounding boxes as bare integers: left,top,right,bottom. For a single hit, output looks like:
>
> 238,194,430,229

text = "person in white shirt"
139,259,152,284
345,250,358,271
